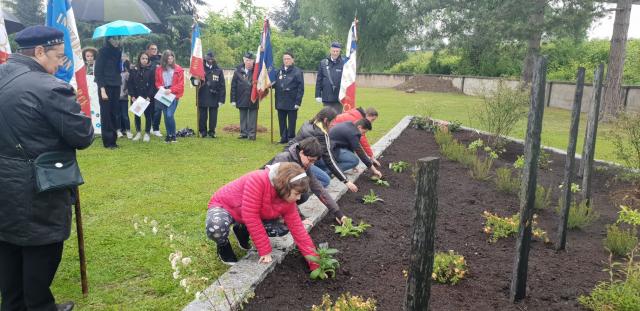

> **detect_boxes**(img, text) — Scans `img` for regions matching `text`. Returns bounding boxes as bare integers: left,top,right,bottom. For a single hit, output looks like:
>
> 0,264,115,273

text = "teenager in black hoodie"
94,36,122,149
128,52,156,142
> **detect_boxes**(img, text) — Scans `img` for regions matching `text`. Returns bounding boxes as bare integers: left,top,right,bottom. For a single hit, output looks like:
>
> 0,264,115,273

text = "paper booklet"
154,87,176,107
129,97,150,117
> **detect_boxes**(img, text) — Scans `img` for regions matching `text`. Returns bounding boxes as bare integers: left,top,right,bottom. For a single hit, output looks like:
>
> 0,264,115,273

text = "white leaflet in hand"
129,97,150,117
155,87,176,107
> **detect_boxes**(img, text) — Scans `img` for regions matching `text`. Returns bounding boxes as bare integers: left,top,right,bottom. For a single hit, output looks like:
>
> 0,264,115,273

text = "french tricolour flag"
46,0,92,117
0,11,10,64
339,21,358,111
189,23,205,80
251,19,276,103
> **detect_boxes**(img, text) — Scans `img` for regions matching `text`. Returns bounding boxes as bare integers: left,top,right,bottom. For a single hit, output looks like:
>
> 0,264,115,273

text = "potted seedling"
362,189,384,204
333,218,372,237
389,161,410,173
305,244,340,280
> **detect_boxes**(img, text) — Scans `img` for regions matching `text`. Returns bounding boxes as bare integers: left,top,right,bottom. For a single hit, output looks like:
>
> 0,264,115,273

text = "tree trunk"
601,0,632,120
521,0,545,84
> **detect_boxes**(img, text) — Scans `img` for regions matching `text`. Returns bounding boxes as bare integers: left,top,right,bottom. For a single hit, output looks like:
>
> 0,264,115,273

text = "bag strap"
0,66,33,159
322,58,336,91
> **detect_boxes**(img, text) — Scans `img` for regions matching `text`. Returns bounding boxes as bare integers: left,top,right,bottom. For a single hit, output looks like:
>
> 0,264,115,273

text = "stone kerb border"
183,116,414,311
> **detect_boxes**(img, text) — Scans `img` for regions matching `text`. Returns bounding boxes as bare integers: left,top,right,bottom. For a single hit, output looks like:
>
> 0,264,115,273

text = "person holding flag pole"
339,18,358,111
188,21,205,138
250,19,276,143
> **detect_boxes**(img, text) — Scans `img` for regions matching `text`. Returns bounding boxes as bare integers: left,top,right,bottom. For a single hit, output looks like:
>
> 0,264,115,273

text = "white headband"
289,172,307,183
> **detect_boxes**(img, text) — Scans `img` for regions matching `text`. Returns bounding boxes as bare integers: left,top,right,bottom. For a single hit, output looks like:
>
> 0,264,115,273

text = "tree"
3,0,44,27
601,0,633,120
272,0,303,36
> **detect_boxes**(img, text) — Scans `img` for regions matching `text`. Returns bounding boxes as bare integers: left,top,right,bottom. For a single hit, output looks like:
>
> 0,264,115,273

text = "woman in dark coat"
94,36,123,149
128,52,156,142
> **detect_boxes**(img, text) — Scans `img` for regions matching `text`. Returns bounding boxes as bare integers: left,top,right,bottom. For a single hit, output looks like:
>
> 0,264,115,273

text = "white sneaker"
132,132,142,141
143,133,150,142
153,130,163,137
126,131,133,139
116,130,123,138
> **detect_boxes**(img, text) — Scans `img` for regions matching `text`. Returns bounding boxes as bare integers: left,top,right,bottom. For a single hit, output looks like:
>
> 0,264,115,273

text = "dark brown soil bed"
243,127,633,311
394,75,461,93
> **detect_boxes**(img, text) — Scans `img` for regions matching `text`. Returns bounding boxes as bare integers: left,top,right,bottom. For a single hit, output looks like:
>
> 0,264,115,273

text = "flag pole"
270,89,274,143
195,84,200,137
74,187,89,297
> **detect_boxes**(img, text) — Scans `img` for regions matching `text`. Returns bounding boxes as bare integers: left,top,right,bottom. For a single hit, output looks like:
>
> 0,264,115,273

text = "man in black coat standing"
274,51,304,144
231,52,258,140
192,51,226,138
0,26,94,311
315,42,345,114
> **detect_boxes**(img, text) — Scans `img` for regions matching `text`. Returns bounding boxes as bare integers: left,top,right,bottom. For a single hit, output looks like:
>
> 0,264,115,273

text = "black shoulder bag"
0,67,84,193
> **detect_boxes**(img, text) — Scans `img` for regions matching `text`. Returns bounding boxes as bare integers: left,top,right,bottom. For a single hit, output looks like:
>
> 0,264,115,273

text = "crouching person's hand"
259,254,272,264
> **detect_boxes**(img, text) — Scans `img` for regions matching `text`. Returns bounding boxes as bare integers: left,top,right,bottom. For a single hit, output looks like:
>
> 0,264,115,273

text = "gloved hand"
315,97,322,103
231,102,236,106
294,105,300,110
219,102,224,106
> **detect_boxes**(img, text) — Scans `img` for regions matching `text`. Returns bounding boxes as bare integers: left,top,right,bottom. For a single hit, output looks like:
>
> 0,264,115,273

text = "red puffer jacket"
332,107,374,157
155,64,185,99
208,166,319,270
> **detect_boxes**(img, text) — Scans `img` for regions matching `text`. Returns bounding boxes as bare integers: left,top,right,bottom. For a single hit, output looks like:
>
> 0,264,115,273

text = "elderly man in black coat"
192,51,226,138
315,42,345,113
0,26,94,311
274,51,304,144
231,52,258,140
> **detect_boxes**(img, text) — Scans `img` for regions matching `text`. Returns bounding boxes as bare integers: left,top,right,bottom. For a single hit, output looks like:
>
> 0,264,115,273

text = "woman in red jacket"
206,162,319,270
154,50,184,143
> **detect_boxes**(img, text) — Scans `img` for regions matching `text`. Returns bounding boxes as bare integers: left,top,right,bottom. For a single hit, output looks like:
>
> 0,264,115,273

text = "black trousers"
0,241,64,311
134,101,154,133
99,85,121,148
277,109,297,143
198,106,218,135
323,102,343,114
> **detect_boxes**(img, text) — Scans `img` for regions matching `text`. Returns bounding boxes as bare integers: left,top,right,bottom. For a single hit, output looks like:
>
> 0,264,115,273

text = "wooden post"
581,64,604,206
404,157,439,311
74,187,89,297
556,67,585,251
510,56,546,302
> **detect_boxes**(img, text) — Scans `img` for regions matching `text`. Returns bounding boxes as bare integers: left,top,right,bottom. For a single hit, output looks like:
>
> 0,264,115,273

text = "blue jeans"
157,99,179,136
310,164,331,188
315,148,360,177
116,99,130,132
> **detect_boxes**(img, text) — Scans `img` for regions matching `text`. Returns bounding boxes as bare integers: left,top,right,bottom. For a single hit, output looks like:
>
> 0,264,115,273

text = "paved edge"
182,116,414,311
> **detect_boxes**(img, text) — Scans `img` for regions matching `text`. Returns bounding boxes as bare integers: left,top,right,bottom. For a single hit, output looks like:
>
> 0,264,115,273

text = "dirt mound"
222,124,268,133
394,75,462,93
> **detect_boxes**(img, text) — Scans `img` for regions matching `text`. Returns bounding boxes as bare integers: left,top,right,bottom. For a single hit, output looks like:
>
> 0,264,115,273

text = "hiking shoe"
143,133,150,142
132,132,142,141
217,243,238,265
116,130,123,138
126,131,133,139
153,130,163,137
171,136,178,143
233,225,251,250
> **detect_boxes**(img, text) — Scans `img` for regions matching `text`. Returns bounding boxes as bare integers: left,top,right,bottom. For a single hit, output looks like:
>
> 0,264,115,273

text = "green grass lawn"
51,85,623,310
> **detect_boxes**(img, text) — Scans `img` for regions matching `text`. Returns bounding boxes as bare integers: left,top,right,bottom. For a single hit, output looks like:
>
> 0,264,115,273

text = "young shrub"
475,81,528,148
469,150,498,181
604,224,638,257
556,200,600,229
362,189,384,204
306,246,340,280
534,184,552,210
482,211,549,243
617,205,640,227
333,218,372,238
447,120,462,133
609,112,640,169
495,167,519,194
311,293,377,311
432,250,468,285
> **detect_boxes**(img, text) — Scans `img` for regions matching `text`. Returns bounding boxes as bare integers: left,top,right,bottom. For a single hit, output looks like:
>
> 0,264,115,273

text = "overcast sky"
202,0,640,40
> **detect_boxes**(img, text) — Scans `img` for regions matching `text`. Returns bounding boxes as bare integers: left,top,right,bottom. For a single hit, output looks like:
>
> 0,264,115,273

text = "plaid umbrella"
71,0,161,24
1,8,25,35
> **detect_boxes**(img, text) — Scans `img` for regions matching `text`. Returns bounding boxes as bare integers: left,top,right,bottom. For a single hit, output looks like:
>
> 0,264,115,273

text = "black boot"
217,243,238,265
233,225,251,250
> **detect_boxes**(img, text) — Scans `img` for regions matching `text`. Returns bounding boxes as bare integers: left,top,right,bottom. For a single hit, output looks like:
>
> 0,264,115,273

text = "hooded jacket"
333,107,374,157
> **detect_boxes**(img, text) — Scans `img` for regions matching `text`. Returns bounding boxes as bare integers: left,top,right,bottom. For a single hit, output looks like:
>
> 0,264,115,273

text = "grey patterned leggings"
205,207,290,246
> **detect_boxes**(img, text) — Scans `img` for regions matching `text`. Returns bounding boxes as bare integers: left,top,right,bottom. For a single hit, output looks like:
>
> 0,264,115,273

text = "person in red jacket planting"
206,162,319,270
333,107,380,167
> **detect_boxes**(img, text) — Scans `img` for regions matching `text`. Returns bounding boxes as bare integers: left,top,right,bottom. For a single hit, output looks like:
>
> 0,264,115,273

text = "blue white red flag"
189,23,205,80
0,11,10,64
251,19,276,103
46,0,92,117
339,20,358,111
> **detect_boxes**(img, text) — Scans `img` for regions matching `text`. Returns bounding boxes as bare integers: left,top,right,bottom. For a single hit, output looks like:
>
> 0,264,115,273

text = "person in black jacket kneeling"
274,51,304,144
192,50,225,138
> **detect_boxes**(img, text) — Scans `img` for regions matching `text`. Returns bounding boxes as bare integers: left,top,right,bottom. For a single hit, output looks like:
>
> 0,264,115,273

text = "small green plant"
604,224,639,257
609,112,640,169
513,155,525,169
482,211,549,243
432,250,468,285
618,205,640,227
311,293,377,311
495,167,519,194
469,152,497,181
513,153,551,170
333,218,372,238
372,178,389,187
579,247,640,311
447,120,462,133
411,115,434,131
389,161,410,173
534,184,552,210
556,200,600,229
306,245,340,280
362,189,384,204
434,129,454,146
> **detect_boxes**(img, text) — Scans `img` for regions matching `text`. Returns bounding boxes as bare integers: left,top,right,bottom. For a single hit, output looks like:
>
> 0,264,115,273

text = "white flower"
143,217,149,224
172,270,180,279
180,278,188,288
133,223,139,230
169,234,174,241
181,257,192,266
195,291,204,301
150,220,158,227
152,227,158,235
